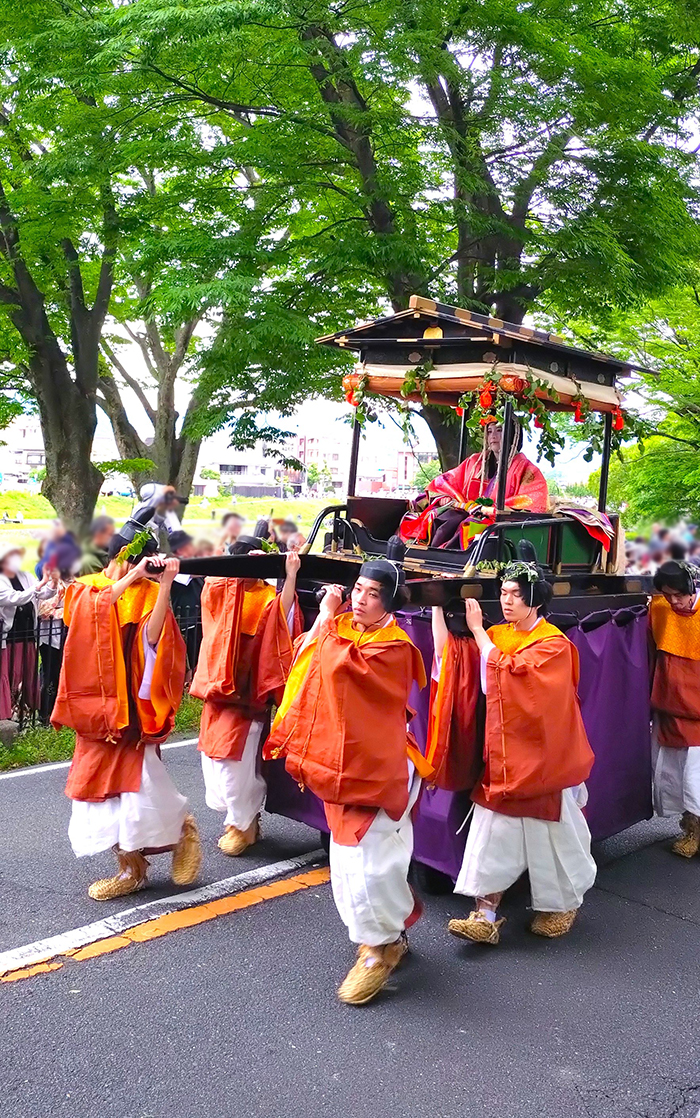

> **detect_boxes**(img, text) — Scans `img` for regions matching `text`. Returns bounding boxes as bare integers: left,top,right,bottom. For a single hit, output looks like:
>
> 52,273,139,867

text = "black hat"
107,504,159,563
653,560,696,597
231,535,265,556
357,558,409,612
168,530,193,554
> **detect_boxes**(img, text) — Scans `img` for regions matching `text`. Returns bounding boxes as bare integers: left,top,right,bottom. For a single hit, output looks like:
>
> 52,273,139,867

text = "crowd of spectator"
0,504,307,727
624,524,700,575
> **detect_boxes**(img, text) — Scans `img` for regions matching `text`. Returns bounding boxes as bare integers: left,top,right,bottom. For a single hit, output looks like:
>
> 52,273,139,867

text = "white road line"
0,737,198,781
0,848,326,977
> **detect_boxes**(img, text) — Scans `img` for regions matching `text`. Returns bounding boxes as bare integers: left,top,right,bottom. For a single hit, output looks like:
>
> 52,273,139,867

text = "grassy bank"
0,694,203,772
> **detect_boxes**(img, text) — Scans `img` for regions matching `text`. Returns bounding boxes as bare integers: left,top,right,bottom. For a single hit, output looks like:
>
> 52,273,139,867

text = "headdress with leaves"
500,560,541,584
114,529,153,565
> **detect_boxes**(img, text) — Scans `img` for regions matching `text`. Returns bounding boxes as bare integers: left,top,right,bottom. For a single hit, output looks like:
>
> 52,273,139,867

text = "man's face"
500,579,533,623
95,524,115,549
175,542,195,560
351,577,387,626
486,423,503,455
225,517,243,541
662,587,696,615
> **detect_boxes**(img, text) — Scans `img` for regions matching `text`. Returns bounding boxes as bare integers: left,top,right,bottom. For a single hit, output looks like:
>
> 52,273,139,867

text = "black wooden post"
347,412,361,497
458,407,467,462
495,399,514,512
598,411,613,513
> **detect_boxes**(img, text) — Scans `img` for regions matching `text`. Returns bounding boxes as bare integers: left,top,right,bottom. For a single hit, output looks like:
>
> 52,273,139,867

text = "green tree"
414,459,442,489
0,2,275,527
98,0,700,465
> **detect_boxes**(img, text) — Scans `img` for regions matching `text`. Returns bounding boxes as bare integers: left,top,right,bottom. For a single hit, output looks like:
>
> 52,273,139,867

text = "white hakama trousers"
68,746,188,858
200,720,266,831
330,771,421,947
653,739,700,816
455,785,597,913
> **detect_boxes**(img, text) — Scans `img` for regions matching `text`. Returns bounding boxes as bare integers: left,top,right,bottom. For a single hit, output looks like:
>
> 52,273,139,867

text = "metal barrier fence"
1,605,203,732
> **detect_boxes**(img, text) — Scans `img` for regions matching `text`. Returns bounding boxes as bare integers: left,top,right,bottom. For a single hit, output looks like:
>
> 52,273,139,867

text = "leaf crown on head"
114,529,153,565
501,560,540,584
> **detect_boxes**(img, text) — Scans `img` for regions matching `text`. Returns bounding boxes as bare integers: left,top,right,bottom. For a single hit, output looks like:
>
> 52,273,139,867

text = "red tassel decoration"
613,406,624,431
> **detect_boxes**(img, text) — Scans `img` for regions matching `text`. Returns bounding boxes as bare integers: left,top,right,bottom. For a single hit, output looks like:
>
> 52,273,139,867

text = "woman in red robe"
266,559,428,1006
649,560,700,858
400,420,549,547
429,562,595,945
190,538,302,856
53,516,201,901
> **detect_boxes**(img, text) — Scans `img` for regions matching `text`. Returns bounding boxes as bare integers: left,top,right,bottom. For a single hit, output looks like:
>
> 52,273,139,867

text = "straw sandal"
218,816,260,857
448,910,505,945
530,909,578,938
88,849,149,901
171,814,203,885
337,936,408,1006
671,812,700,858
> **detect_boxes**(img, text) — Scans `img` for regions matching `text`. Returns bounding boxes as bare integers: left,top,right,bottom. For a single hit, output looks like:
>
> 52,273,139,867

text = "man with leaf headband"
266,559,428,1006
53,509,201,900
190,536,303,857
649,560,700,858
430,562,595,945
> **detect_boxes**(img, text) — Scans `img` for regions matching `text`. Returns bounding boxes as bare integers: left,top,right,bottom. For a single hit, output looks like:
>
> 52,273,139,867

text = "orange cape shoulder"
650,593,700,660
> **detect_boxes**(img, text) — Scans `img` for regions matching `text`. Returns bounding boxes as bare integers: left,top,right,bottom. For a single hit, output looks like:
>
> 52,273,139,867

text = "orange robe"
190,578,302,762
265,612,428,845
650,594,700,749
52,573,186,803
428,620,594,821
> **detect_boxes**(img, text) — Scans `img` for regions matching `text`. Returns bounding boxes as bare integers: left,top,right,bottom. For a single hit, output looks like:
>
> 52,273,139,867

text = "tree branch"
100,338,156,425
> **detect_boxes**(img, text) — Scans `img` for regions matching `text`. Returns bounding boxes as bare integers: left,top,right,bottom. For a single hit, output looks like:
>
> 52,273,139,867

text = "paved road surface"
2,746,699,1118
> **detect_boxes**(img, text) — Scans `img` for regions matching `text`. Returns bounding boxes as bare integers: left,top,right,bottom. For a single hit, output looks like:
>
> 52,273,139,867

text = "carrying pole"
598,411,613,513
495,400,514,512
458,408,468,462
347,412,361,497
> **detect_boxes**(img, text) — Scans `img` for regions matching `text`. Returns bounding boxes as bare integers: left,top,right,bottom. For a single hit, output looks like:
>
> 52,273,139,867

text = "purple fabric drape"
264,608,652,879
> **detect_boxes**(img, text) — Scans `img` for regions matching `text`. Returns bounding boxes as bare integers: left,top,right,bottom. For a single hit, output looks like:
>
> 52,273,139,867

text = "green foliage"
175,692,202,734
97,459,155,481
0,725,75,772
414,459,442,489
200,468,220,481
2,0,700,484
27,0,696,465
589,439,700,528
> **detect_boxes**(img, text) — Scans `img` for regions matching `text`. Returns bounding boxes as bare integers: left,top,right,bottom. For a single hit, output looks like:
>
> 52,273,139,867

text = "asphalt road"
2,747,699,1118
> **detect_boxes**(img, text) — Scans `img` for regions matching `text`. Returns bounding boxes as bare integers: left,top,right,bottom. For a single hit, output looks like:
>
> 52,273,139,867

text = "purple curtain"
264,608,652,879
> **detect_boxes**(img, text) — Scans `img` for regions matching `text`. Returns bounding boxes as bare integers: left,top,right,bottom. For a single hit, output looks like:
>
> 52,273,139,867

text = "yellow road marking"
1,867,330,984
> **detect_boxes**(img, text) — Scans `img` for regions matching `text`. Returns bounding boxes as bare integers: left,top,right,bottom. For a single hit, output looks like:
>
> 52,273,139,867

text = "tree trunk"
173,433,202,497
34,363,103,536
418,404,476,471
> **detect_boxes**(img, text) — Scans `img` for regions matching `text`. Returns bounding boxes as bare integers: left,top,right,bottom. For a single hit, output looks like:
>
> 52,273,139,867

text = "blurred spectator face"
90,516,115,549
277,520,298,544
49,518,65,542
169,531,195,559
195,539,215,558
1,547,24,576
287,531,306,551
221,513,244,542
